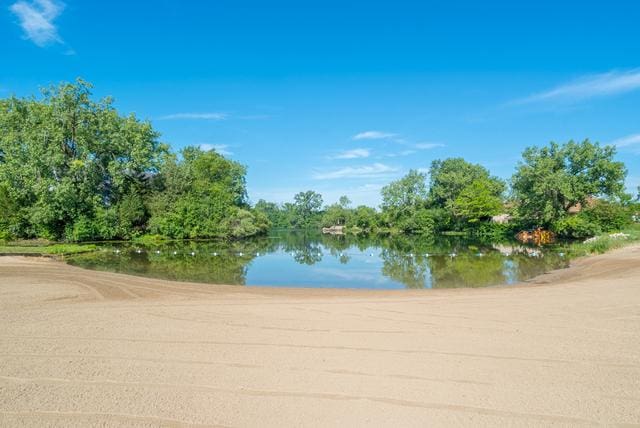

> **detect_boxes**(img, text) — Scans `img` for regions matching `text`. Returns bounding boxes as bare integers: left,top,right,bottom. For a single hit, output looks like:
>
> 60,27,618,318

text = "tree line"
255,146,637,239
1,80,637,242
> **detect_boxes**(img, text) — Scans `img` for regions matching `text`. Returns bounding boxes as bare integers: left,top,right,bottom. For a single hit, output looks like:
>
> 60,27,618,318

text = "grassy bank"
561,224,640,257
0,241,97,256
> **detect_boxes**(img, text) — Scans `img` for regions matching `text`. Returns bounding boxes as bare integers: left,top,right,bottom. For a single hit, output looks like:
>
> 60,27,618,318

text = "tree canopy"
511,140,627,226
0,80,268,241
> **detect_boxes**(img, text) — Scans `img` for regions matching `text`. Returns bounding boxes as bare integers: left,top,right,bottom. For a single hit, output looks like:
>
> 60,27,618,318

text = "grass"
0,242,97,256
561,224,640,257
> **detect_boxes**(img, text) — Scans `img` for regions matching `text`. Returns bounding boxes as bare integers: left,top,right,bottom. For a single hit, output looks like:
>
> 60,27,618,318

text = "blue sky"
2,0,640,206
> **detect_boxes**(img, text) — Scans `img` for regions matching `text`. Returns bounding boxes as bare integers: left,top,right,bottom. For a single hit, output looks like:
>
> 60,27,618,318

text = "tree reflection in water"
68,231,569,289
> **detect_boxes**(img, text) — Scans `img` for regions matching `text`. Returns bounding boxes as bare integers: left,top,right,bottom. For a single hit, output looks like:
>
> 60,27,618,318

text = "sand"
0,245,639,427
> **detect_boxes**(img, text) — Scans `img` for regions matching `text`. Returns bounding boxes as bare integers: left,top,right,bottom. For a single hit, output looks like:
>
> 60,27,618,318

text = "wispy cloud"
352,131,397,140
158,112,228,120
385,149,415,158
611,133,640,148
513,69,640,105
331,148,370,159
313,163,398,180
414,142,445,150
384,142,444,158
199,143,233,155
10,0,64,47
610,134,640,154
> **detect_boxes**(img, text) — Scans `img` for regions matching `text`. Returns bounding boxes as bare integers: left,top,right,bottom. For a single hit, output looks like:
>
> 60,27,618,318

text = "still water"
67,231,569,290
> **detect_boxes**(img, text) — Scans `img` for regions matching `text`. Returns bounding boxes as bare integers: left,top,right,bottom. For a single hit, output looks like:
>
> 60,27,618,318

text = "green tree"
381,170,428,213
428,158,504,209
452,178,503,223
511,140,627,227
148,147,266,239
348,205,379,231
0,79,166,240
292,190,323,228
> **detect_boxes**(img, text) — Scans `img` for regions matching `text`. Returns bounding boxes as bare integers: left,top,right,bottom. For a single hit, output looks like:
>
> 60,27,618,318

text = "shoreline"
0,245,638,426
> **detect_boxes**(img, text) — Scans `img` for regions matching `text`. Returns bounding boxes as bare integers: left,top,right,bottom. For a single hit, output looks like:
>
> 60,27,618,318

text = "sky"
2,0,640,206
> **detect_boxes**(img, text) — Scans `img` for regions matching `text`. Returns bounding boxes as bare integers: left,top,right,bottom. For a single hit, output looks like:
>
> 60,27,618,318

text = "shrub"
0,230,12,242
583,201,631,232
552,215,601,239
65,216,99,242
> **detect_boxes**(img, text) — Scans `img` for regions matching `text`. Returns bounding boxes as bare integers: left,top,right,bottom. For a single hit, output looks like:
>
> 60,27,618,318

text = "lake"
66,231,570,290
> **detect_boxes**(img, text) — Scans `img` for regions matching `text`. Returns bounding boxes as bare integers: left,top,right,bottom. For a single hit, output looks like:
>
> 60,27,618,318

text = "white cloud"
611,134,640,148
10,0,64,47
352,131,397,140
514,69,640,105
313,163,398,180
385,142,444,158
414,142,445,150
331,148,370,159
385,149,415,158
199,144,232,155
158,112,228,120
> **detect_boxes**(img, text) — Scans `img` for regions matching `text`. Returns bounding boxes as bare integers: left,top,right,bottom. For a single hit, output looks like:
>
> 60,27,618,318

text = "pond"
66,231,570,290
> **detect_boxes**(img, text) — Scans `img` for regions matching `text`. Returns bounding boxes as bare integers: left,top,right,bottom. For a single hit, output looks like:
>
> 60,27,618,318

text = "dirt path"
0,246,639,427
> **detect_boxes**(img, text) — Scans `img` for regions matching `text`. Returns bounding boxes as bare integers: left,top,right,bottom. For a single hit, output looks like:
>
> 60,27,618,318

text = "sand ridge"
0,245,639,426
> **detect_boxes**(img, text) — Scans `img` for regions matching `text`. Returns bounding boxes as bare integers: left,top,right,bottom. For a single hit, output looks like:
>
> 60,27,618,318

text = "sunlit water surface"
67,231,569,290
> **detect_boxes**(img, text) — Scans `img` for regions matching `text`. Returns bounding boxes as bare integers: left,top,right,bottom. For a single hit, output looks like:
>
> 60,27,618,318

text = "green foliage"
254,199,289,228
381,170,428,214
582,201,631,232
552,215,602,239
292,190,323,228
0,243,96,255
561,224,640,256
1,80,633,243
452,178,503,223
409,209,436,235
379,162,504,234
348,205,378,231
512,140,627,227
321,198,352,228
0,79,166,240
0,80,268,242
147,147,266,239
428,158,504,209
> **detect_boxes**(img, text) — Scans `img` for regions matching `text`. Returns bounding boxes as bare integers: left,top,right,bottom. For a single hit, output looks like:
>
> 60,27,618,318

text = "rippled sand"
1,246,639,427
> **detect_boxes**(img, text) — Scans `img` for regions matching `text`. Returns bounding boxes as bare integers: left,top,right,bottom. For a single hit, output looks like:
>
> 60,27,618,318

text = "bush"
412,209,436,235
0,229,12,242
65,216,99,242
222,208,270,238
552,215,601,239
583,201,631,232
471,222,510,239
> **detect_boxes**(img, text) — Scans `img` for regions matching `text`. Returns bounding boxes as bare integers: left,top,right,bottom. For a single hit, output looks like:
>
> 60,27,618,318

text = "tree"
349,205,378,231
511,140,627,226
452,178,503,223
0,79,166,240
148,147,267,239
292,190,323,228
428,158,504,209
381,170,428,213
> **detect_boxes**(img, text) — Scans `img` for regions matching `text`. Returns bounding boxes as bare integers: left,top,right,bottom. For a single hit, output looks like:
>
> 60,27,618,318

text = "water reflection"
67,231,570,289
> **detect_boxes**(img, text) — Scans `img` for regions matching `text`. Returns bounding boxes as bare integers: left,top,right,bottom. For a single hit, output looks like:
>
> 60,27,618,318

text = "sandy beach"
0,246,639,427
